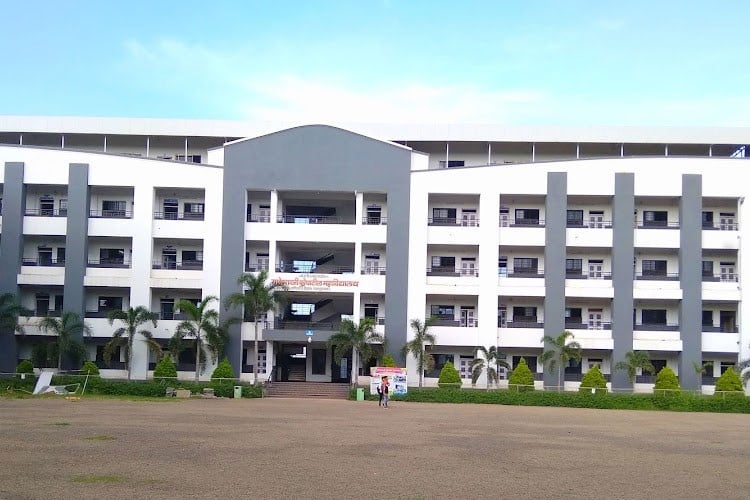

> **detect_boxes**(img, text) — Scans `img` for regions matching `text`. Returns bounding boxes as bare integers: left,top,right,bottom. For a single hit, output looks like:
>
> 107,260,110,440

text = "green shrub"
153,357,177,380
715,367,744,394
508,357,535,392
654,366,680,391
579,365,607,394
437,361,462,388
80,361,100,376
16,359,34,375
382,354,397,367
211,358,234,380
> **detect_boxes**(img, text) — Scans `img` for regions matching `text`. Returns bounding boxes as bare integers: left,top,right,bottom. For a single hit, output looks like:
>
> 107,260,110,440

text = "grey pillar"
679,174,702,390
611,173,635,389
543,172,567,388
383,185,411,366
63,163,90,369
0,163,26,372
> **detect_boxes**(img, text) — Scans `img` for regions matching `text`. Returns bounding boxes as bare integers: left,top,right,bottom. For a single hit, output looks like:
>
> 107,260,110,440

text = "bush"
437,361,462,389
211,358,234,380
579,365,607,394
654,366,680,391
715,367,744,394
16,359,34,375
153,357,177,380
80,361,100,376
508,357,535,392
382,354,397,367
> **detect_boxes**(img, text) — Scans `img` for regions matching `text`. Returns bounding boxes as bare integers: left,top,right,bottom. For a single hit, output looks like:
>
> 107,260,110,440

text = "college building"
1,116,748,392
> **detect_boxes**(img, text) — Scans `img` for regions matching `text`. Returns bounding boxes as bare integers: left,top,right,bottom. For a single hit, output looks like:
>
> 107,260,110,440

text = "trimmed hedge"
579,365,607,394
382,354,397,368
80,361,100,376
388,387,750,413
508,357,535,392
654,367,680,391
16,360,34,375
211,358,234,380
437,361,461,389
153,357,177,379
715,367,744,394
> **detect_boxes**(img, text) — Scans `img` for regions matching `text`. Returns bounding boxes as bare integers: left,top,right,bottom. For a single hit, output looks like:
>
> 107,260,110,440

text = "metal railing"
22,258,65,267
362,216,388,225
635,272,680,281
702,222,739,231
89,209,133,219
272,321,335,330
152,311,190,321
84,310,118,318
276,264,354,274
636,220,680,229
245,263,270,272
152,260,204,270
633,322,680,331
277,214,353,224
87,259,131,268
702,273,738,282
426,267,479,277
566,221,613,228
701,325,739,333
25,208,67,217
509,218,545,227
507,269,545,278
153,212,205,220
247,214,271,222
427,217,480,227
361,266,387,275
564,321,612,330
504,320,545,328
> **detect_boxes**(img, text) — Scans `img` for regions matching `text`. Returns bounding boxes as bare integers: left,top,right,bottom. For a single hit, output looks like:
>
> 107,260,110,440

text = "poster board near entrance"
370,367,408,396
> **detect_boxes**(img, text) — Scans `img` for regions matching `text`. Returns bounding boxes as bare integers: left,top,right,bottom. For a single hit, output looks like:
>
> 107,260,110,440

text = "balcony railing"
702,273,738,282
504,318,544,328
22,258,65,267
362,216,388,225
564,321,613,330
633,322,680,331
277,214,352,224
703,222,739,231
430,317,478,327
87,259,131,268
565,271,613,280
272,320,336,330
153,311,190,321
153,212,205,220
276,264,354,274
636,220,680,229
702,325,739,333
427,217,480,227
34,310,62,318
25,208,66,217
361,266,387,275
635,272,680,281
364,316,386,325
89,209,133,219
566,221,613,228
510,218,545,227
507,269,544,278
85,310,121,318
247,214,271,222
426,267,479,277
245,262,270,272
152,260,204,270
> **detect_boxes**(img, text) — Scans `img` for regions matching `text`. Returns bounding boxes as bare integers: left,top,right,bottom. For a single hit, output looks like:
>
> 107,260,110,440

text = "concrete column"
129,183,155,380
354,241,362,275
543,172,567,389
611,173,635,390
0,163,26,372
270,190,279,223
355,191,364,225
478,192,500,349
679,174,702,390
265,340,275,379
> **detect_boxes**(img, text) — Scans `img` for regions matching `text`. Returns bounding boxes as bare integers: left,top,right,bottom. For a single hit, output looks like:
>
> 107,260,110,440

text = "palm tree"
0,293,32,335
104,306,160,380
402,317,437,388
328,318,384,387
470,346,510,389
540,330,582,391
225,270,285,382
614,350,654,384
38,312,91,371
171,296,224,382
735,358,750,386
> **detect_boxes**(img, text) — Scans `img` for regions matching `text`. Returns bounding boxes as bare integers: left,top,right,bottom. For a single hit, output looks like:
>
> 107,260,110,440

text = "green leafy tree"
170,296,226,382
211,358,234,380
437,360,462,388
38,312,91,370
16,359,34,375
614,351,654,384
508,357,535,392
81,360,100,376
224,270,285,381
0,293,32,335
654,366,680,391
469,346,510,389
402,317,437,388
153,356,177,380
715,367,744,393
579,365,607,394
328,318,384,387
104,306,160,380
540,330,581,390
381,354,397,367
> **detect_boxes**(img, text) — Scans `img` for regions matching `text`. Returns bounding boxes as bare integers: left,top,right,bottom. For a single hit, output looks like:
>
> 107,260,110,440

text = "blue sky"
2,0,749,126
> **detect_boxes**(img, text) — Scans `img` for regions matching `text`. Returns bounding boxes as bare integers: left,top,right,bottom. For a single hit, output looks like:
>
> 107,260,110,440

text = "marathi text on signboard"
272,275,359,291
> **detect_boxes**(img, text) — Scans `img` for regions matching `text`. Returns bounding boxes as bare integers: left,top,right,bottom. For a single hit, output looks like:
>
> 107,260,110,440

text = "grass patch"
71,474,125,484
84,435,116,441
50,421,70,426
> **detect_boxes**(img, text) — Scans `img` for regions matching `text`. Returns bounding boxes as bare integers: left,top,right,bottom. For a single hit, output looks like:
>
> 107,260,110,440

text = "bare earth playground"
1,398,749,499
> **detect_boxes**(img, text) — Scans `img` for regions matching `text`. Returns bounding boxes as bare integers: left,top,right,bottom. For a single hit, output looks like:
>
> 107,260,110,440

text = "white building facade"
0,117,748,391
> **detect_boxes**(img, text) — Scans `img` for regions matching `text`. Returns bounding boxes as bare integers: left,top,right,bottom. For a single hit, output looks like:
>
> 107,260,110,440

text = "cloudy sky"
2,0,749,126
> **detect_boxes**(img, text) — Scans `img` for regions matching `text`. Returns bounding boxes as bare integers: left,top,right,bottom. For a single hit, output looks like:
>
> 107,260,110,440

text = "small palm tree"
614,350,654,384
540,330,582,391
224,270,285,382
0,293,33,335
402,317,437,388
104,306,160,380
327,318,384,387
735,358,750,386
470,346,510,389
38,312,91,371
171,296,223,382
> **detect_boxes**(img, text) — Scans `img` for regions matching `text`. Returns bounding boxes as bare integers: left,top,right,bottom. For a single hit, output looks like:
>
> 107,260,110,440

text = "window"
182,250,203,267
643,210,668,227
438,160,465,168
312,349,327,375
515,209,539,225
513,258,538,274
642,260,667,276
291,303,315,316
702,260,714,278
432,208,456,224
498,256,508,277
100,248,125,265
163,199,178,219
58,199,68,216
429,354,455,377
459,356,474,378
430,305,454,319
160,299,175,320
702,211,714,228
512,356,537,374
719,212,736,230
720,361,735,374
588,210,604,228
587,358,603,370
292,260,316,273
720,262,736,282
720,311,737,332
565,307,582,321
98,296,123,312
588,259,604,278
39,195,54,216
566,259,583,276
431,256,455,271
102,200,126,217
641,309,667,325
566,210,583,227
364,303,379,319
702,310,713,327
588,309,603,329
184,202,205,219
512,306,537,321
366,205,382,224
176,154,202,163
35,294,50,317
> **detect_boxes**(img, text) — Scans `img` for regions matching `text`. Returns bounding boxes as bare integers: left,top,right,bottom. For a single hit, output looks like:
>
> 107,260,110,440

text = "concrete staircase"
265,382,350,399
287,365,306,382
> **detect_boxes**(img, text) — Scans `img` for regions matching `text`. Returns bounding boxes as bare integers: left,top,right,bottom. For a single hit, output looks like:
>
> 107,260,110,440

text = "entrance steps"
287,365,306,382
265,382,350,399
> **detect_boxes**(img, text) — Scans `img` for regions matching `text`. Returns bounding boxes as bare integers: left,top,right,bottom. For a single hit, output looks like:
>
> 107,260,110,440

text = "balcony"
564,321,612,330
362,216,388,225
509,218,544,227
277,214,352,224
505,318,544,328
87,259,131,269
276,264,354,274
154,211,205,221
22,258,65,267
637,220,680,229
245,262,270,273
361,266,386,275
247,214,271,223
507,269,544,278
89,209,133,219
25,208,66,217
153,311,190,321
152,260,204,270
635,272,679,281
427,266,479,278
702,273,738,283
633,322,680,332
428,217,479,227
84,310,120,319
431,317,478,327
703,222,739,231
702,325,739,333
566,220,613,229
272,320,336,331
566,270,612,280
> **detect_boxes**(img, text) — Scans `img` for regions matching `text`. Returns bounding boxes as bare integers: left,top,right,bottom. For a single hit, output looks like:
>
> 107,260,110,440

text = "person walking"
380,376,390,408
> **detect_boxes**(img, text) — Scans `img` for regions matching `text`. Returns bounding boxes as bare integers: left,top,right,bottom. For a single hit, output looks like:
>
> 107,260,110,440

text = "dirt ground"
0,397,749,500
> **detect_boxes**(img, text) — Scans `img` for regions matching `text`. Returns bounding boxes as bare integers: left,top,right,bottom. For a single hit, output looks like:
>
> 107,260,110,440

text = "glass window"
566,210,583,226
